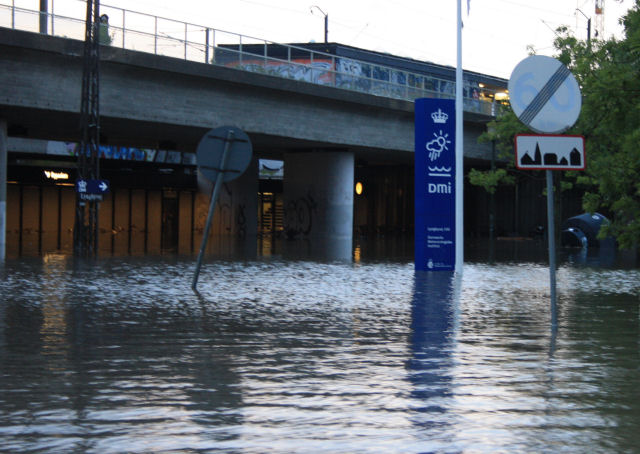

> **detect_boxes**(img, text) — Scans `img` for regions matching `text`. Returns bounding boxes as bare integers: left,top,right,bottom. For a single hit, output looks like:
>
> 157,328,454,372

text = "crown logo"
431,109,448,124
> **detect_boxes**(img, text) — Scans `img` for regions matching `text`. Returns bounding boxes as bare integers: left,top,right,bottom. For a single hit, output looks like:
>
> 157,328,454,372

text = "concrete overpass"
0,27,495,159
0,26,498,258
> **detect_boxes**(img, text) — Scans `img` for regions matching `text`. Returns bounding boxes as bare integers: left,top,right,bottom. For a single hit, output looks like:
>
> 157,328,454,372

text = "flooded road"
1,241,639,453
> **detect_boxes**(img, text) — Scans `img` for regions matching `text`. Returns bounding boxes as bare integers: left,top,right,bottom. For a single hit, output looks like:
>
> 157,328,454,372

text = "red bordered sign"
515,134,586,171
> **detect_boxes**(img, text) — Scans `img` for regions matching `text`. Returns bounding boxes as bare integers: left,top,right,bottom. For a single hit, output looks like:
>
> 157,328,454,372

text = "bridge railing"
0,2,500,116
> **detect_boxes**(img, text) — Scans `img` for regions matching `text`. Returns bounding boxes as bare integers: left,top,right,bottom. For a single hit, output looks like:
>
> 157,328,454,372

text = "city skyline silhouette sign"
515,134,585,171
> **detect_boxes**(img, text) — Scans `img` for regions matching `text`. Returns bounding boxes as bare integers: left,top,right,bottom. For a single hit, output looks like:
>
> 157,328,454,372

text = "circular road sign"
196,126,253,183
508,55,582,134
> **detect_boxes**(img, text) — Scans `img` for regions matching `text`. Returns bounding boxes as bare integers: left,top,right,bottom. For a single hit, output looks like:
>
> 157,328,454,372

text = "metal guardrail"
0,2,499,116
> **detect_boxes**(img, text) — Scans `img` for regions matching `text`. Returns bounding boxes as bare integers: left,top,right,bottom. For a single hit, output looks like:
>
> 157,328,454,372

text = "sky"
16,0,638,79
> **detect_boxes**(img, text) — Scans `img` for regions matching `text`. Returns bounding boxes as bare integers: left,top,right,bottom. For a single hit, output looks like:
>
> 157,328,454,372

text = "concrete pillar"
283,150,354,260
0,119,6,262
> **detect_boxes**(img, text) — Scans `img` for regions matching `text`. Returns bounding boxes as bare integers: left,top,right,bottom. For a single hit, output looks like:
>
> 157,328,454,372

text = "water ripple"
0,255,638,452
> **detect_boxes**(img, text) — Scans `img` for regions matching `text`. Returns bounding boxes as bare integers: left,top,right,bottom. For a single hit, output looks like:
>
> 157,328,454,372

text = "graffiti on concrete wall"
284,191,317,238
44,141,196,165
226,58,335,85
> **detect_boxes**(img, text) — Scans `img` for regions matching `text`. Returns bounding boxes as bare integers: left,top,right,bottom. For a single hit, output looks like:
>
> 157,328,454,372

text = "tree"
556,1,640,249
471,1,640,250
470,101,522,194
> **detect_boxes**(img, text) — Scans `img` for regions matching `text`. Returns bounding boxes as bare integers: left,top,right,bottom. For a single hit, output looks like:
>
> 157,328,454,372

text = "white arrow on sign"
509,56,582,134
99,181,108,192
515,134,586,170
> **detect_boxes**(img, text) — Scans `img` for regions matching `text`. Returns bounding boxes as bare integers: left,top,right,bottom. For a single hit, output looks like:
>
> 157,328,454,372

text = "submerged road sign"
192,126,253,291
515,134,586,171
196,126,252,183
510,56,584,329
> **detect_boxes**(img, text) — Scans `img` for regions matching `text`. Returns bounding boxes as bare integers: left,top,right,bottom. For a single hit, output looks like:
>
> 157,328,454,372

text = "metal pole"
0,119,7,262
154,16,157,54
74,0,101,256
576,9,591,50
489,139,496,243
92,0,101,255
324,14,328,43
192,131,234,290
205,28,209,63
546,170,558,328
39,0,48,34
455,0,464,274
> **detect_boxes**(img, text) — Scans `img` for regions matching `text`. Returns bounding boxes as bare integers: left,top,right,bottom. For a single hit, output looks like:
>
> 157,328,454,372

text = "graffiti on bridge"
44,141,197,164
284,192,317,238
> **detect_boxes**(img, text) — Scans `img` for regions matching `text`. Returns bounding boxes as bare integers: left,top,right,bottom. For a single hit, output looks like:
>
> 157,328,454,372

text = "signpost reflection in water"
408,271,459,449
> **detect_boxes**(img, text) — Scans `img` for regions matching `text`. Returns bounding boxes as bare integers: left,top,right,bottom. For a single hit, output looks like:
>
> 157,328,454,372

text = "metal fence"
0,2,499,116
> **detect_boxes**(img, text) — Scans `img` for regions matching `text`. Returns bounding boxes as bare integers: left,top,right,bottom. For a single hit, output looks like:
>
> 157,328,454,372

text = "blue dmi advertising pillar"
415,99,456,271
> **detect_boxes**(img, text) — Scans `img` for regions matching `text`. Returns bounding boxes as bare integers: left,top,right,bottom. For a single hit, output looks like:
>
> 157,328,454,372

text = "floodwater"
0,239,639,453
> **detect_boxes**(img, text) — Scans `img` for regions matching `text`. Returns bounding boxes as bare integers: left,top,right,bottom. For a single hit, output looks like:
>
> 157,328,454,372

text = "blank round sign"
508,55,582,134
196,126,253,183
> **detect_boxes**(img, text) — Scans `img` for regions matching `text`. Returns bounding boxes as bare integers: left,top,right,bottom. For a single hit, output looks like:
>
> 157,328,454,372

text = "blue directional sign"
76,178,110,194
76,179,110,201
415,98,456,271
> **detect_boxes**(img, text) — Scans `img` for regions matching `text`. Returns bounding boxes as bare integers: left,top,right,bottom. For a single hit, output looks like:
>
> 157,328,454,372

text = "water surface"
1,244,639,453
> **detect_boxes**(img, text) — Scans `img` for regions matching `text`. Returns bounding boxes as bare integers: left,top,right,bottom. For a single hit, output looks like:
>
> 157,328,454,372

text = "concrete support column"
283,150,354,260
0,119,6,262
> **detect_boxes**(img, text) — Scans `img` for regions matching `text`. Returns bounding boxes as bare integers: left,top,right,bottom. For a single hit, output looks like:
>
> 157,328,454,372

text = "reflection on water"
407,272,459,451
0,242,639,453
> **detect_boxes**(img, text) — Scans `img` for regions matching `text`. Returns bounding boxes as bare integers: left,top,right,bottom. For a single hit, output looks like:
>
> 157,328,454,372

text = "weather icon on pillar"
426,131,451,162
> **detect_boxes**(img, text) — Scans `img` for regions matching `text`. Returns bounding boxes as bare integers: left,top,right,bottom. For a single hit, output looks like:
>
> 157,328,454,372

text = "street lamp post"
576,8,592,48
310,5,328,43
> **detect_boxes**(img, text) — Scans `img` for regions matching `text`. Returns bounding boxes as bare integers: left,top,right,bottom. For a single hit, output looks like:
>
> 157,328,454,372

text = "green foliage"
468,103,526,194
478,103,529,160
471,2,640,249
559,2,640,249
468,168,514,194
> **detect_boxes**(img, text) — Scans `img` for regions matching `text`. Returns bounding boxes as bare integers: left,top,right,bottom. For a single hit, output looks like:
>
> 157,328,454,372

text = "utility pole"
74,0,101,256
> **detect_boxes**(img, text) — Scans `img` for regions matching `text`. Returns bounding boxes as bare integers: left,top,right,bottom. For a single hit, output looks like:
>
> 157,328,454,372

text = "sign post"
545,169,557,324
509,55,584,328
192,126,253,291
415,99,456,271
